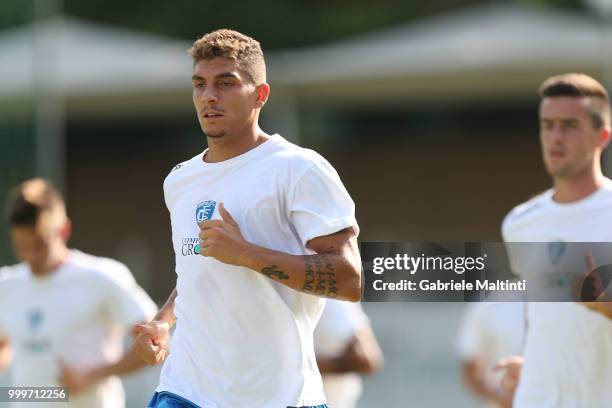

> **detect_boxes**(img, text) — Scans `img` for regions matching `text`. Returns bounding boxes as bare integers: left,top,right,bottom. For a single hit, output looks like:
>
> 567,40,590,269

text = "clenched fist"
133,321,170,365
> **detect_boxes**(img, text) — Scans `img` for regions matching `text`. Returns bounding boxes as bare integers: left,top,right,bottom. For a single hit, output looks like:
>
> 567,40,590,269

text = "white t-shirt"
0,250,157,408
159,134,359,407
314,300,370,408
502,180,612,408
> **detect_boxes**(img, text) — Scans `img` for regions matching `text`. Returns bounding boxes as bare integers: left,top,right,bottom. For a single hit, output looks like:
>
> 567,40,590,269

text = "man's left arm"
199,203,362,302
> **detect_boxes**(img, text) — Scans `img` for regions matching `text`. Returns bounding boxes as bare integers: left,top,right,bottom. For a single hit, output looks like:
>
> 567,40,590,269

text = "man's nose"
548,124,564,143
201,85,219,104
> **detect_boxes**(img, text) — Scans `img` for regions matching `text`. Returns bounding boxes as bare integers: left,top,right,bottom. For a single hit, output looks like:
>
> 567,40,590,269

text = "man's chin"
547,165,577,179
204,130,226,139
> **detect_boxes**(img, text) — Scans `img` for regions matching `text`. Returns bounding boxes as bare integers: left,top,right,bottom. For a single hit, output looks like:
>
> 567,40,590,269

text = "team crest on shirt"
195,200,216,224
24,309,50,352
547,241,565,265
181,201,216,256
27,309,43,330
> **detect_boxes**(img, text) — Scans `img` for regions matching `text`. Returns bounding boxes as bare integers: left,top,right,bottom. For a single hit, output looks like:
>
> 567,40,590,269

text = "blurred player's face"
539,96,605,179
10,219,70,275
192,57,262,139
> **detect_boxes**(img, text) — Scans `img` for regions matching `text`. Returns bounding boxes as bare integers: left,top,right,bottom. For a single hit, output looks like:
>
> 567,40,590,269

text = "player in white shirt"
132,29,362,408
314,300,382,408
499,73,612,408
0,178,157,408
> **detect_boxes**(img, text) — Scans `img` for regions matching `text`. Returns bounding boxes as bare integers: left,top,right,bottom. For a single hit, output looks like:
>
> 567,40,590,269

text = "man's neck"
205,126,270,163
552,167,605,203
31,246,70,277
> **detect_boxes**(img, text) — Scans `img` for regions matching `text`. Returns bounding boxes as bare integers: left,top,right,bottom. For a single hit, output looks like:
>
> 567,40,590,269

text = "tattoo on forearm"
304,258,315,292
303,254,338,298
261,265,290,281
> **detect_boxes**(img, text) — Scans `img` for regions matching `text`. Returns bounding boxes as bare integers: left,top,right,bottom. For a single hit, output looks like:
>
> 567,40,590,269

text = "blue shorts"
147,392,201,408
148,392,329,408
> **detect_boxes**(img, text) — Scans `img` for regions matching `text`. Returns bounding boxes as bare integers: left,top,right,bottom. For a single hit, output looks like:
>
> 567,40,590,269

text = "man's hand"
57,360,97,395
580,252,605,301
0,338,12,374
198,202,252,265
571,252,612,318
495,355,523,400
133,321,170,365
572,252,604,302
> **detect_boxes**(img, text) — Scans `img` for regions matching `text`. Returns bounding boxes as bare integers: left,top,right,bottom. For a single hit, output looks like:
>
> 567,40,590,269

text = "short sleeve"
456,304,489,361
288,160,359,246
100,261,157,328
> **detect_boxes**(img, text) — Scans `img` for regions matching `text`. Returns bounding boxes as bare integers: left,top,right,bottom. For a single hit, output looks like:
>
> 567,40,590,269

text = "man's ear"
599,127,611,149
60,219,72,242
255,83,270,108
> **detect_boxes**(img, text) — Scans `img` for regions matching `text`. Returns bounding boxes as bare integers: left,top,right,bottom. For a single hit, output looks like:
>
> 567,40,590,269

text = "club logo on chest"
195,200,217,224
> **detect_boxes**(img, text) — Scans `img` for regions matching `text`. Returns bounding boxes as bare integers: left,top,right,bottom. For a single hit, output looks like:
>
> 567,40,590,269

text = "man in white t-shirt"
499,73,612,407
0,178,157,408
314,300,382,408
132,29,362,408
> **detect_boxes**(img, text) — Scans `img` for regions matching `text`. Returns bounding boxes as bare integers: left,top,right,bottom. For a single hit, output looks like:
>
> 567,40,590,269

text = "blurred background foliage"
0,0,585,48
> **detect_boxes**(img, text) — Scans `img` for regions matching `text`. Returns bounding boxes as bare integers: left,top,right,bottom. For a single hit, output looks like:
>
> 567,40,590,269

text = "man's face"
191,57,260,139
10,226,53,274
539,96,604,179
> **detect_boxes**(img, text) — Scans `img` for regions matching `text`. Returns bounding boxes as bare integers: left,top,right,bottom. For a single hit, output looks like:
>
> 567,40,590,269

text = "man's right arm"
0,337,12,374
133,288,176,365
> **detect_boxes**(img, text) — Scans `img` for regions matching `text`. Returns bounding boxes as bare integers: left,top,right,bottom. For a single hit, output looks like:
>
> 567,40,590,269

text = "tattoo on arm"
303,253,338,298
261,265,290,281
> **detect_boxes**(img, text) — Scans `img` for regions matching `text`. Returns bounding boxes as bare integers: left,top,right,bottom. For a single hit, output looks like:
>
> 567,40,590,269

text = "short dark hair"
539,73,611,129
5,178,65,227
188,29,266,84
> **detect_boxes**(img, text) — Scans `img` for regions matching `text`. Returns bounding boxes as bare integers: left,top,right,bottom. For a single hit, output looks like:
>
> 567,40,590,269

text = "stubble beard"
546,157,590,180
204,130,226,139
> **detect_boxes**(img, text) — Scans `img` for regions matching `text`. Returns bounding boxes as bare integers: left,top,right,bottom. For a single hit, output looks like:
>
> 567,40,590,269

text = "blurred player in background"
133,29,361,408
499,73,612,407
0,178,157,407
314,300,383,408
456,301,525,408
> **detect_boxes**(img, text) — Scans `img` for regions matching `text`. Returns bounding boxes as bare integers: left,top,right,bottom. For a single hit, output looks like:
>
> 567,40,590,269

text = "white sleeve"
288,160,359,246
100,261,157,327
456,304,489,361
